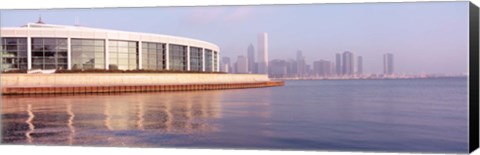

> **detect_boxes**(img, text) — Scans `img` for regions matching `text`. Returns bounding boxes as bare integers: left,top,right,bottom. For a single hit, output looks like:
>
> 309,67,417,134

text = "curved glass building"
0,22,220,72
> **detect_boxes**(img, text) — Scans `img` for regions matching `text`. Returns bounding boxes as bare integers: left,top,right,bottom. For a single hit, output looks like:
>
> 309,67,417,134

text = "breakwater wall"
1,73,284,95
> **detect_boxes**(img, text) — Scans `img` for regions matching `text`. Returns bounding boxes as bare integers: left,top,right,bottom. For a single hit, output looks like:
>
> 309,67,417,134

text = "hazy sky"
0,2,469,74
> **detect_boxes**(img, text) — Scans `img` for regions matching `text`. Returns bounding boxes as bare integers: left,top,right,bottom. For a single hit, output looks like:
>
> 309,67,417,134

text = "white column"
138,41,142,70
202,48,205,71
216,51,220,72
105,39,109,70
165,43,169,70
67,38,71,70
186,46,190,71
27,37,32,70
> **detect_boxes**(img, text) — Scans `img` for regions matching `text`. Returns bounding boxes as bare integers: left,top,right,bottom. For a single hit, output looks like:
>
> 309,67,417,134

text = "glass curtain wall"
1,38,28,71
108,40,137,70
205,49,212,72
213,51,218,72
168,44,187,71
71,39,105,70
31,38,68,70
141,42,165,70
189,47,203,71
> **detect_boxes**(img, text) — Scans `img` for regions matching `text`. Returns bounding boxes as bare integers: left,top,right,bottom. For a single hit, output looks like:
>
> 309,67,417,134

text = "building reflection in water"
1,91,223,146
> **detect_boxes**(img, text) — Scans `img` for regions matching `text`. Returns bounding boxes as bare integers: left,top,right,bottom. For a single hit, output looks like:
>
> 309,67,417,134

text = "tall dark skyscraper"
357,56,363,75
383,53,394,75
296,50,306,77
335,53,342,76
247,44,255,73
342,51,354,76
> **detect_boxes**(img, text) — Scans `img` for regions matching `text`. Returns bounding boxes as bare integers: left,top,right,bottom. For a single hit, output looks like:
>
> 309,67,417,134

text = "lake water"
1,78,469,153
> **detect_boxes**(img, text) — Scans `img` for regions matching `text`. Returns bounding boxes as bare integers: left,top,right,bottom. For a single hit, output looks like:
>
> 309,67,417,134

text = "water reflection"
2,91,223,145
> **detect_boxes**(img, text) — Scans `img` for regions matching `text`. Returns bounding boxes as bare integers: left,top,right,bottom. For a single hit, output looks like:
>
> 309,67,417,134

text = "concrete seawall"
1,73,284,95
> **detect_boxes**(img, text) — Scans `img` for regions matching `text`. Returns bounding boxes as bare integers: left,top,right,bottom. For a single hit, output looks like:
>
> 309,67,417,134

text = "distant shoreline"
271,76,468,81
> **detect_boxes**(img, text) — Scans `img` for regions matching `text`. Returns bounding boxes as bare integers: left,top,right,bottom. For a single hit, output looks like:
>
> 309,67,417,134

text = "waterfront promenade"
1,73,284,95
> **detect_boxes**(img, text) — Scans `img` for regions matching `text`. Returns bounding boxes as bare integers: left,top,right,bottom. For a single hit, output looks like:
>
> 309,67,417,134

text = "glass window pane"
94,40,105,46
82,40,95,46
118,59,128,64
109,41,118,46
118,53,128,59
32,38,43,45
94,46,104,52
44,38,56,45
95,52,104,58
71,39,82,45
128,42,136,47
118,47,128,53
148,43,156,49
32,52,43,57
117,41,128,47
57,39,67,46
128,48,136,53
18,38,27,45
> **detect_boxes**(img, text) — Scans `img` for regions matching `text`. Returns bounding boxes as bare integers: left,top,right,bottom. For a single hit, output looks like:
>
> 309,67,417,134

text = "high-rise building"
268,59,288,78
286,59,296,77
313,60,332,77
335,53,342,76
236,55,248,74
257,33,268,74
221,57,231,73
357,56,363,76
296,50,306,77
342,51,354,76
330,61,336,76
247,44,255,73
306,64,311,77
383,53,394,75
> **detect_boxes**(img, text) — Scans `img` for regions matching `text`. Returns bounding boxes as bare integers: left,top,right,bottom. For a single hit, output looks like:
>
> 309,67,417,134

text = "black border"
470,1,479,153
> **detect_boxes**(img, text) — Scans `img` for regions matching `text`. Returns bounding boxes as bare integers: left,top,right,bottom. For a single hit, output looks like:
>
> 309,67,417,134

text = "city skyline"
0,2,469,74
225,47,409,78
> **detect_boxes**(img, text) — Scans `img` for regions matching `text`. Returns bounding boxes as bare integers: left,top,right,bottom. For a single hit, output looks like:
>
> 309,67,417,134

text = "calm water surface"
1,78,468,153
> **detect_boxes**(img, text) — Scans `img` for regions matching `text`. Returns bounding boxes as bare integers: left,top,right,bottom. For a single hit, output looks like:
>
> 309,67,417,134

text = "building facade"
268,59,288,78
313,60,332,77
257,33,268,74
342,51,354,76
235,55,248,74
335,53,342,76
0,23,220,72
221,56,231,73
383,53,394,75
296,50,306,77
247,43,255,73
357,56,363,76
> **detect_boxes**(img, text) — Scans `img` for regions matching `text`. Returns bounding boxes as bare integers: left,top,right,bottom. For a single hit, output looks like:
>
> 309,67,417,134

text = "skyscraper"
236,55,248,74
257,33,268,74
286,59,296,77
296,50,306,77
247,44,255,73
342,51,354,76
268,59,288,78
221,57,231,73
313,60,332,77
335,53,342,76
383,53,394,75
357,56,363,76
